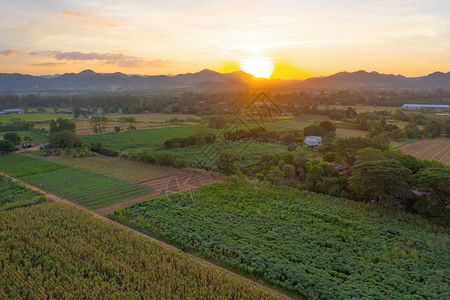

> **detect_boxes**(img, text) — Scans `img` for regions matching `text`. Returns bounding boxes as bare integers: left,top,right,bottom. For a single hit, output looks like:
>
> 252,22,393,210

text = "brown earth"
397,138,450,166
94,191,164,216
139,172,220,194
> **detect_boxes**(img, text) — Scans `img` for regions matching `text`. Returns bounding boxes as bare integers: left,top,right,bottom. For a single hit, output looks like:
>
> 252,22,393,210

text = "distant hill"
0,69,449,93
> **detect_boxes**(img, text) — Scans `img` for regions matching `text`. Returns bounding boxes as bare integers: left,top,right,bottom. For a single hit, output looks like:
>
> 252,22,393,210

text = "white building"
402,104,449,111
1,108,23,115
304,136,322,151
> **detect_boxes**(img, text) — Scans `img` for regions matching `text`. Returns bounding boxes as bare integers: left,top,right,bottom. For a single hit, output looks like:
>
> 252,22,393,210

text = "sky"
0,0,449,79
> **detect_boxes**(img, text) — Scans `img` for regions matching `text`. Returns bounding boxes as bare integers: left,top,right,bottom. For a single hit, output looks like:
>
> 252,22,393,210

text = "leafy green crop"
0,154,154,209
111,179,450,299
0,175,46,210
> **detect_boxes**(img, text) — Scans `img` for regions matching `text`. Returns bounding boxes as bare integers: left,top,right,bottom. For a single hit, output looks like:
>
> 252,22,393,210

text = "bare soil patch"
140,172,220,194
398,138,450,166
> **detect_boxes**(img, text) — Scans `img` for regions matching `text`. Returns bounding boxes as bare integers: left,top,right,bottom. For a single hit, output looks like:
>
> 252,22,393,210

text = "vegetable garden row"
0,154,154,209
111,179,450,299
0,175,46,210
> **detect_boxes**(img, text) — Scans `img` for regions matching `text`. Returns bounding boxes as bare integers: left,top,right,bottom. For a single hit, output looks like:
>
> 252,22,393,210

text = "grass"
0,202,283,299
111,179,450,299
0,153,67,177
320,105,400,112
260,119,312,132
82,126,222,150
22,168,154,209
0,154,155,209
335,128,368,138
0,130,48,144
81,118,318,151
0,113,72,122
149,142,288,169
50,155,178,183
107,113,199,123
397,138,450,166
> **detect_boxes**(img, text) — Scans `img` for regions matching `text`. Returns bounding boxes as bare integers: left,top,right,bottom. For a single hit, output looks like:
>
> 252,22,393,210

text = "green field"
81,117,320,151
111,179,450,299
0,113,72,122
0,154,154,209
148,142,288,169
83,126,220,150
51,156,177,183
0,130,47,144
0,175,46,210
0,201,283,299
0,153,66,177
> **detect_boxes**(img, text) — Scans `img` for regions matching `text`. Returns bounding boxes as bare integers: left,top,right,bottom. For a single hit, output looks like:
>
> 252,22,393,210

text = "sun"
240,57,274,78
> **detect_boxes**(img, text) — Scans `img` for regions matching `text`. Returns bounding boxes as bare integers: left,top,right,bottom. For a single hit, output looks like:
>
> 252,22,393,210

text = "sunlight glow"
240,57,274,78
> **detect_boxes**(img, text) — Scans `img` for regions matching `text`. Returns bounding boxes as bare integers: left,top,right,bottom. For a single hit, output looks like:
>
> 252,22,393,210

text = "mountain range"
0,69,449,93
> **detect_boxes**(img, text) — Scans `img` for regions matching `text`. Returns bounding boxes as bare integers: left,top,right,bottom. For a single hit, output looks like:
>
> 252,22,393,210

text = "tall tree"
415,167,450,216
349,159,412,204
90,116,109,134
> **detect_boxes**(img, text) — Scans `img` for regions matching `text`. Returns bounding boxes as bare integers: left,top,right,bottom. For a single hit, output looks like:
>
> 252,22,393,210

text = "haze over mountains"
0,69,449,93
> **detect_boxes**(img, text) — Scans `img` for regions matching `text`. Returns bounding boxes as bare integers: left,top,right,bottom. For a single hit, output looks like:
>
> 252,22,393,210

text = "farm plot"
0,113,72,122
35,121,161,135
149,142,288,170
397,138,450,166
140,172,218,194
50,155,178,183
0,130,48,144
0,175,46,210
111,179,450,299
82,126,220,150
0,153,66,177
0,202,284,299
0,154,155,209
22,168,154,209
335,128,368,138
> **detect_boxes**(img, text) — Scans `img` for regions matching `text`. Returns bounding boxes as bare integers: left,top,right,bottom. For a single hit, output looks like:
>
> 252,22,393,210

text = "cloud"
98,21,119,28
115,58,172,68
55,51,126,61
59,10,90,19
0,49,21,56
53,51,172,68
31,62,66,67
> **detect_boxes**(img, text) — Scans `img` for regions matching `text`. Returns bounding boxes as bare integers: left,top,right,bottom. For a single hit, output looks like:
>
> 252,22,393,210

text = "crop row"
0,202,282,299
0,154,154,209
22,168,154,209
0,153,67,177
0,175,46,210
111,179,450,299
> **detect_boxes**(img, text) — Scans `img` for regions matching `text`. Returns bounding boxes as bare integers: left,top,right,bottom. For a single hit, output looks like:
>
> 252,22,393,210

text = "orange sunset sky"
0,0,449,79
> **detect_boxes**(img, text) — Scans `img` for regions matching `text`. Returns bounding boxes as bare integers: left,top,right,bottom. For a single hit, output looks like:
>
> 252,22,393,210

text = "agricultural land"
111,179,450,299
397,138,450,166
0,179,284,299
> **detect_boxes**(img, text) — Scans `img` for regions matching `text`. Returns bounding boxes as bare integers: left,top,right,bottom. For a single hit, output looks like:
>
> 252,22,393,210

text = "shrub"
216,151,236,175
49,130,82,148
282,164,295,179
89,142,119,157
0,140,15,153
136,150,155,164
323,151,337,162
3,132,21,145
155,153,176,167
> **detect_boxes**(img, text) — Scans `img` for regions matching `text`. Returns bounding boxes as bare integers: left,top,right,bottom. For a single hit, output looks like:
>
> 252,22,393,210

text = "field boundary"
0,171,292,300
24,153,167,194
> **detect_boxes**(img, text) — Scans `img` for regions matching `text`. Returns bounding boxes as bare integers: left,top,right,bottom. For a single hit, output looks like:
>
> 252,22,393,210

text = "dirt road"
0,171,292,299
